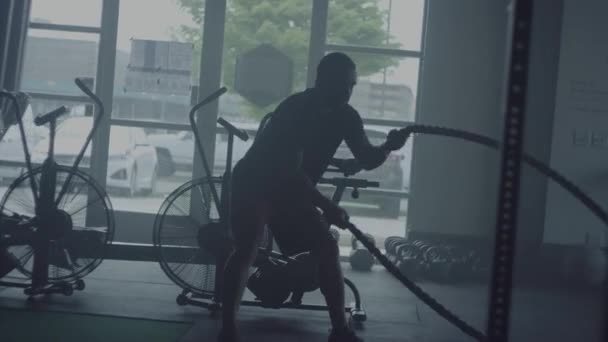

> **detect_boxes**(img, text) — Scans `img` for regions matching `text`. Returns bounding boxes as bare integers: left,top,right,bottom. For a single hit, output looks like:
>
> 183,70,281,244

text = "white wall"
543,0,608,247
407,0,508,238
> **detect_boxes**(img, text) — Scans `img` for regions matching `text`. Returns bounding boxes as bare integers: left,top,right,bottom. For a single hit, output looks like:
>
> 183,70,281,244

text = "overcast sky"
30,0,425,91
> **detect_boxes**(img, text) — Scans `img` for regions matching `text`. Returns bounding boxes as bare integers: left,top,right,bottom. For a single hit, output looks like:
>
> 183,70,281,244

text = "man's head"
315,52,357,106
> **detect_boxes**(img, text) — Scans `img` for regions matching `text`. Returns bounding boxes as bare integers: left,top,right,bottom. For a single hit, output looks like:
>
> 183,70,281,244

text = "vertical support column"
85,0,118,227
0,0,15,89
90,0,119,189
486,1,534,341
192,0,227,304
306,0,329,87
193,0,227,180
3,0,30,91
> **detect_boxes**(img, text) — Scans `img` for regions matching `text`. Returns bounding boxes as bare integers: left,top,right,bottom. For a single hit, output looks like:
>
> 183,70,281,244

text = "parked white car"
0,105,46,184
147,123,255,174
30,117,158,197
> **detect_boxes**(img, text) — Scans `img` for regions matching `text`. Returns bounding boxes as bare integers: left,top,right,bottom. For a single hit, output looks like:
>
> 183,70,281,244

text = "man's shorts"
268,201,335,256
230,163,336,256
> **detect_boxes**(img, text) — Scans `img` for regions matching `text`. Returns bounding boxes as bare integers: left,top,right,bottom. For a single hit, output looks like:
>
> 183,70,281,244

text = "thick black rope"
344,124,608,341
400,125,608,227
345,221,486,340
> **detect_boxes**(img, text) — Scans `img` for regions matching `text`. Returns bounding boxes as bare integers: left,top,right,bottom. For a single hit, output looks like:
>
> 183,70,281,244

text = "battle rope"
344,124,608,341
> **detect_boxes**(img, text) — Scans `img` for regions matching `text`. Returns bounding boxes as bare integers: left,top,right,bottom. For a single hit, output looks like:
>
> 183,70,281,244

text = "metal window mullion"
88,0,118,190
325,43,422,58
28,92,92,104
28,22,101,34
306,0,329,87
110,118,190,131
413,0,430,124
0,0,15,88
6,0,30,91
193,0,226,181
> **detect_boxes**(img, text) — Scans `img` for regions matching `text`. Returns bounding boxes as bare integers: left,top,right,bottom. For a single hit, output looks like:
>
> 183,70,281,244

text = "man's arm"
343,107,390,170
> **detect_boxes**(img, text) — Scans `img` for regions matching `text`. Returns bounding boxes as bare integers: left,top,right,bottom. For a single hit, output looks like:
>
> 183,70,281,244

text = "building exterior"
19,37,415,124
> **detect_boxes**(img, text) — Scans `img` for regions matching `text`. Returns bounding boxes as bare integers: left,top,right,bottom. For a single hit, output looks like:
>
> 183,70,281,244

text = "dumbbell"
384,236,407,255
423,244,455,283
350,233,376,272
394,240,423,279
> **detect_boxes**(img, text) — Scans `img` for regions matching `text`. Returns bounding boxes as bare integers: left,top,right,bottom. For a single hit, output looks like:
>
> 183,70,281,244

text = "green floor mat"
0,308,191,342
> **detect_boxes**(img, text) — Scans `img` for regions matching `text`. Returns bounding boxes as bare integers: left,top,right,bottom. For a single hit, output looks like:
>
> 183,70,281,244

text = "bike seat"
217,117,249,141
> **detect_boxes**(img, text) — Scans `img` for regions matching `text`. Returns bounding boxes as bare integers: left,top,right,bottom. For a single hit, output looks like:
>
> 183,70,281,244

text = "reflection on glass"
21,30,99,95
0,101,90,183
339,53,419,122
112,0,198,123
106,126,197,214
327,0,425,51
212,0,313,124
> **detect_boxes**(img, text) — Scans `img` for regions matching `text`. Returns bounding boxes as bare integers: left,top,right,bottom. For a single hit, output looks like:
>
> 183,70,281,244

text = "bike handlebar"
34,106,69,126
218,117,249,142
189,87,228,124
319,177,380,189
74,78,104,118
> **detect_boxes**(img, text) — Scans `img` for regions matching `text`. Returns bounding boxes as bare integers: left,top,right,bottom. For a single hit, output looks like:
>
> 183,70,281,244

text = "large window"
0,2,103,221
5,0,427,249
103,0,201,216
323,0,426,249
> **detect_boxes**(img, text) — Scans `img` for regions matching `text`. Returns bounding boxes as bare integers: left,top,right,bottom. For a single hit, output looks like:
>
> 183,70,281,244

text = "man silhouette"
219,52,407,342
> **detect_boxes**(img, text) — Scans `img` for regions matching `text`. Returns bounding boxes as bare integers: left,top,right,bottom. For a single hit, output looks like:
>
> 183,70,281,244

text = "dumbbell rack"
384,237,491,283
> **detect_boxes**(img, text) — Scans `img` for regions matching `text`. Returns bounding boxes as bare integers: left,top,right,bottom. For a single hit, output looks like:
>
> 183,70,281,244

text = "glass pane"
213,123,257,176
335,53,419,121
21,30,99,95
216,0,313,124
0,99,92,183
106,126,195,214
327,0,426,52
396,1,510,340
30,0,102,27
510,1,606,340
112,0,199,123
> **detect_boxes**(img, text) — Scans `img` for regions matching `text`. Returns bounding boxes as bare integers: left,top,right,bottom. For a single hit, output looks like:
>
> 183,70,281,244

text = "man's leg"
316,232,349,331
220,200,269,339
275,207,349,331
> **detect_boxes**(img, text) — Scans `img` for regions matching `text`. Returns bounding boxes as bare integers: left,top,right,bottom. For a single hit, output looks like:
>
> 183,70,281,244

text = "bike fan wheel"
0,165,115,282
153,177,223,297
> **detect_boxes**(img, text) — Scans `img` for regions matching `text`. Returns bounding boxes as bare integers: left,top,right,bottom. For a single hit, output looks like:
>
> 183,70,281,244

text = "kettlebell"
349,233,376,272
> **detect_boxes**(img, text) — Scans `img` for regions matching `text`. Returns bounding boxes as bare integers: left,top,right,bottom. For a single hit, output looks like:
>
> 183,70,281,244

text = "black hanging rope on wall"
485,1,534,340
399,124,608,228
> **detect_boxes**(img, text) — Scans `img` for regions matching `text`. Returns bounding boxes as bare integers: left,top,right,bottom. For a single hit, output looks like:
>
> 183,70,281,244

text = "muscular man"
219,52,407,342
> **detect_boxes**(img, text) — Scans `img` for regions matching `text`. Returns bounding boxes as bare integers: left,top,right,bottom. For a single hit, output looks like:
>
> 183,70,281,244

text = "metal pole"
380,0,392,117
485,1,534,341
0,0,15,89
306,0,329,87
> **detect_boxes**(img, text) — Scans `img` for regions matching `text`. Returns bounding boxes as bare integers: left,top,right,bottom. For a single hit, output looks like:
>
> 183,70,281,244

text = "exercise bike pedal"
350,308,367,322
74,279,86,291
24,281,74,298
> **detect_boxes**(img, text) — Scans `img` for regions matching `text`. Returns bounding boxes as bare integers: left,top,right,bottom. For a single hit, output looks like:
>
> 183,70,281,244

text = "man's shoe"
328,327,363,342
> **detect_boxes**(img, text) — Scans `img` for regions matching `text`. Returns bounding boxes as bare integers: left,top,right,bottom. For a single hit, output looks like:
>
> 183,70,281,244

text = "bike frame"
0,78,105,292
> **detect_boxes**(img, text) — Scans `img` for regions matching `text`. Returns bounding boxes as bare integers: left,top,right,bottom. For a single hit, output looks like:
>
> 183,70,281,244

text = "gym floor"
0,260,603,342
